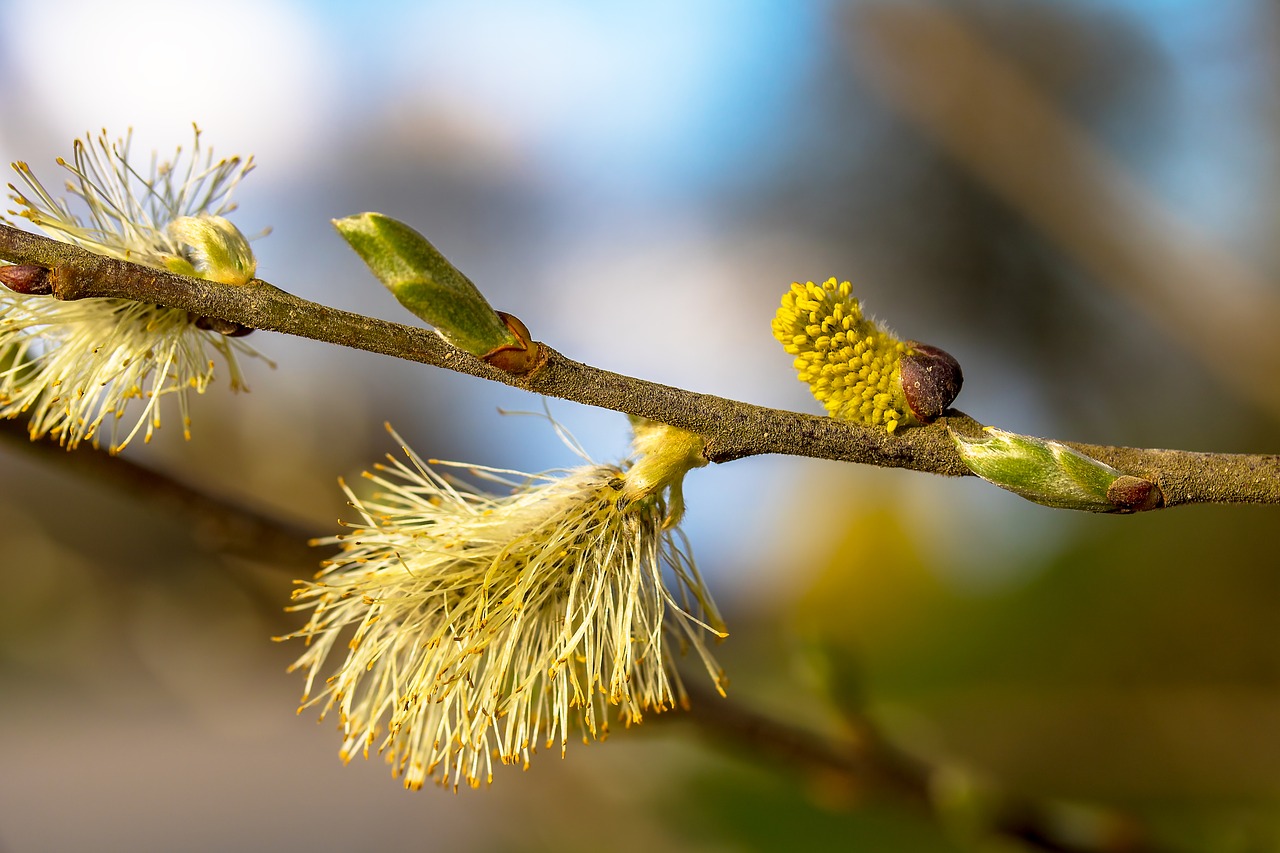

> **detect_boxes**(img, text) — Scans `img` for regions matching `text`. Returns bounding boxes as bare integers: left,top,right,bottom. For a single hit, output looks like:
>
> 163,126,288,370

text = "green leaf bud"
333,212,519,360
950,425,1163,513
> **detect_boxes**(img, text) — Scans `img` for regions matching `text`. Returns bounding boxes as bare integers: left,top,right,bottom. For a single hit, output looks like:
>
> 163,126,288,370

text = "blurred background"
2,1,1280,850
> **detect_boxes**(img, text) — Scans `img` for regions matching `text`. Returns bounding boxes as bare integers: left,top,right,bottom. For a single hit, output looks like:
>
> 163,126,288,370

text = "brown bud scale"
193,315,255,337
900,342,963,422
483,311,542,375
1106,475,1164,512
0,264,52,295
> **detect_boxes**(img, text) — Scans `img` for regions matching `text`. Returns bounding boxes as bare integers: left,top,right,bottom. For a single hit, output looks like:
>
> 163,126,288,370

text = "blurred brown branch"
847,2,1280,421
3,222,1280,511
682,679,1166,853
0,417,319,567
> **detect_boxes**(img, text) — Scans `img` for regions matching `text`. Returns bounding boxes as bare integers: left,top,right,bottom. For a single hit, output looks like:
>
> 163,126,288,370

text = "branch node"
51,263,93,301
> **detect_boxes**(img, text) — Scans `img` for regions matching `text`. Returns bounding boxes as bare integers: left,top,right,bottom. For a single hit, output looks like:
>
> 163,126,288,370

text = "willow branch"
0,417,319,566
3,223,1278,509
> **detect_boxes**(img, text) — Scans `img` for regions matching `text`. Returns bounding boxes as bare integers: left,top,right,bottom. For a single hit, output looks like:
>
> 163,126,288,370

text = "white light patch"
3,0,334,177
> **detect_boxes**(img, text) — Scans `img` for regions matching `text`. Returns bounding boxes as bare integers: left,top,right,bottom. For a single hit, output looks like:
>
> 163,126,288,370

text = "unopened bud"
167,214,258,285
951,425,1163,513
333,212,518,360
193,314,255,337
900,342,963,423
0,264,52,295
1105,475,1163,512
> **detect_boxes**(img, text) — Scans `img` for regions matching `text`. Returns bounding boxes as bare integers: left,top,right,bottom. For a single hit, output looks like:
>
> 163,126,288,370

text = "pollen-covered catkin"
280,424,727,791
0,127,266,451
772,278,913,433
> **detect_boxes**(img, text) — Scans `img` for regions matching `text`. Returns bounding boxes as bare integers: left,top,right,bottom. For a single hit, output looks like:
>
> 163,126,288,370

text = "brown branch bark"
4,222,1279,510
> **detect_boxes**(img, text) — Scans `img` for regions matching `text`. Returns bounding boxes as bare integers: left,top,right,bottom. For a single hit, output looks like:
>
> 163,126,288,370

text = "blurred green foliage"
794,496,1280,850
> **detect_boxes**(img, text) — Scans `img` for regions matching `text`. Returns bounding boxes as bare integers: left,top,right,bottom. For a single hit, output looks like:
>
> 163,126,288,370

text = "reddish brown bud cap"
1106,475,1164,512
900,342,963,422
483,311,543,375
0,264,52,295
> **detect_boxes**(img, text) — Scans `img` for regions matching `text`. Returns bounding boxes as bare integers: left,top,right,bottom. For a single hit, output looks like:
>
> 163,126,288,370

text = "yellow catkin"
772,278,912,433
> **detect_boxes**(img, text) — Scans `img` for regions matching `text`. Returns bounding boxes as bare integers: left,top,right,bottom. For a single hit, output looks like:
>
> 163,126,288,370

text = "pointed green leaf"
333,212,515,356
